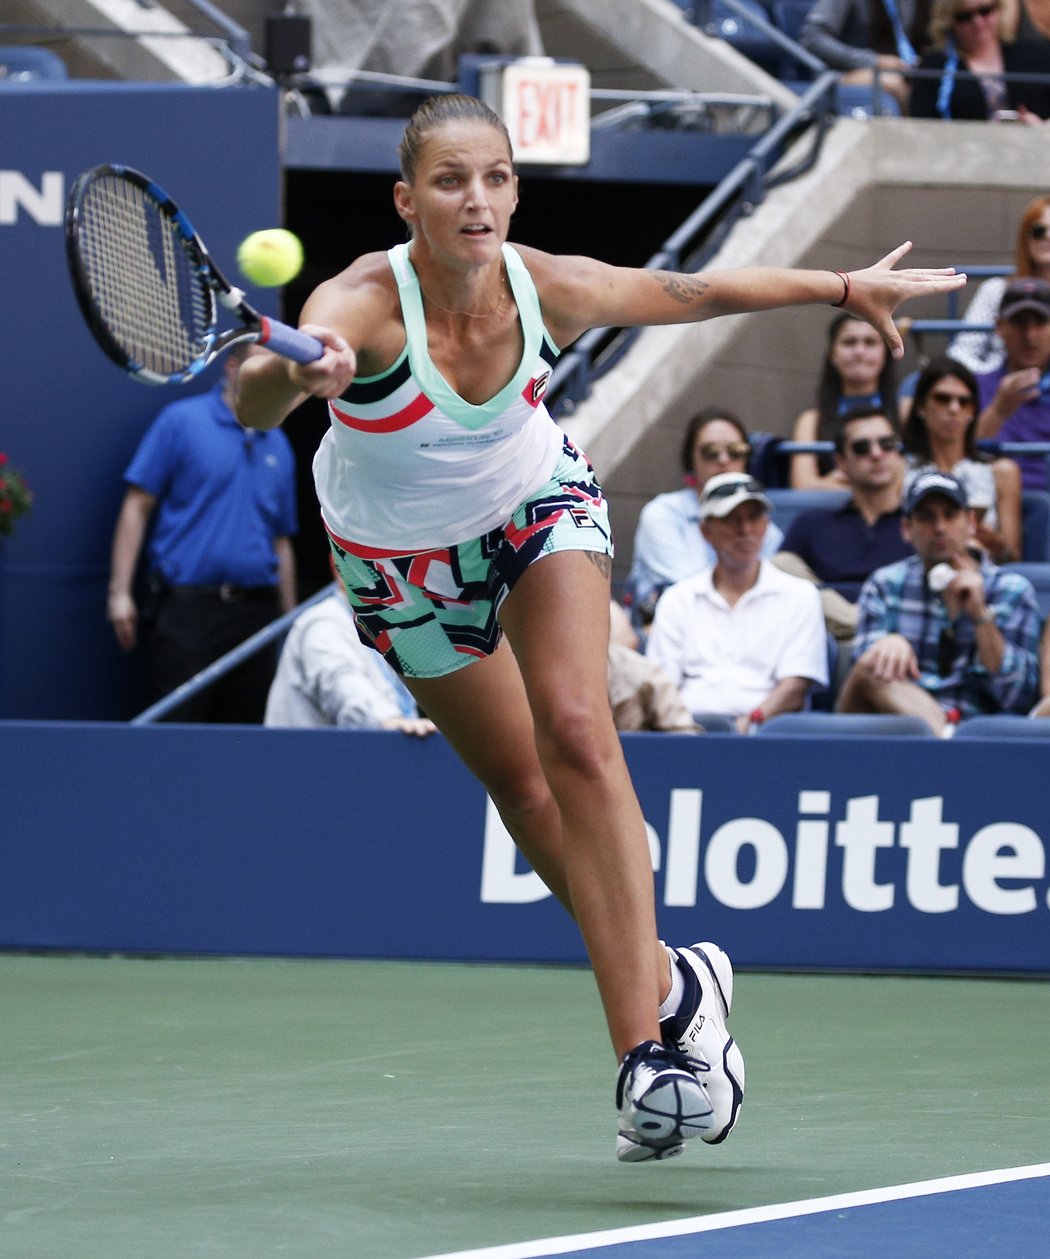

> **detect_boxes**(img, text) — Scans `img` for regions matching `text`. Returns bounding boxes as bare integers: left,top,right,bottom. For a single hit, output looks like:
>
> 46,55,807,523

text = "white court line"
422,1163,1050,1259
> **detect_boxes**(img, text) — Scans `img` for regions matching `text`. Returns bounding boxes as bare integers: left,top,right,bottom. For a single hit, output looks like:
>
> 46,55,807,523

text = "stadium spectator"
976,277,1050,491
625,407,782,626
903,356,1022,560
607,602,699,732
646,473,828,733
264,558,436,734
837,470,1040,732
948,195,1050,375
909,0,1050,120
1030,616,1050,716
775,405,913,638
789,311,900,489
799,0,931,111
107,347,297,722
1002,0,1050,44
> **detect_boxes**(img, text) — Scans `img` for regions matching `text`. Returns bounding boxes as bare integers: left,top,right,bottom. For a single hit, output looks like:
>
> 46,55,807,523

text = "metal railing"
130,583,337,725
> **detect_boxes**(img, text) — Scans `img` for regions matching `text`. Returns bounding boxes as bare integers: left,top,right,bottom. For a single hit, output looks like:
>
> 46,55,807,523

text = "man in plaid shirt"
837,470,1041,733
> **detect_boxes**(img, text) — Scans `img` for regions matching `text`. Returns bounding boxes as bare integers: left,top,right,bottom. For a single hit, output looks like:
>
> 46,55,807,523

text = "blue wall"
0,82,285,719
4,723,1048,974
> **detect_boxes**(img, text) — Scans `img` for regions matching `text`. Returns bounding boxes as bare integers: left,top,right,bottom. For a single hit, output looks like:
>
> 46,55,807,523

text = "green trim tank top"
312,242,563,555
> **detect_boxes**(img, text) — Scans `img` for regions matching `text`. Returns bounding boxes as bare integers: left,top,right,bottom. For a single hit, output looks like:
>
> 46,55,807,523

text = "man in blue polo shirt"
108,346,298,722
774,405,913,638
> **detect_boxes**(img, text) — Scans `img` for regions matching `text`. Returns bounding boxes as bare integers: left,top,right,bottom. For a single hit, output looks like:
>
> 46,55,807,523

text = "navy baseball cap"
999,277,1050,321
904,470,969,515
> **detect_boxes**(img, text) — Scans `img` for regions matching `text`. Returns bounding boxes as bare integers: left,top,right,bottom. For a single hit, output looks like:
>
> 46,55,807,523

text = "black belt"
164,583,278,604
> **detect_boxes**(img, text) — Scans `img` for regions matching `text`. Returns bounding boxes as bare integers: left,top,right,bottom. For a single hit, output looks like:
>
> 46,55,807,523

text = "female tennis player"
235,93,966,1162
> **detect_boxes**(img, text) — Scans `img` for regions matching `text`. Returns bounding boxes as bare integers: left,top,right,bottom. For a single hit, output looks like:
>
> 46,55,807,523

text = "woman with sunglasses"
948,196,1050,375
789,311,900,490
902,355,1022,559
908,0,1050,121
625,407,783,626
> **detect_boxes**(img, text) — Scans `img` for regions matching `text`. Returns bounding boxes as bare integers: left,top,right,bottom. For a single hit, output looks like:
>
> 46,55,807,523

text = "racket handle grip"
259,317,325,364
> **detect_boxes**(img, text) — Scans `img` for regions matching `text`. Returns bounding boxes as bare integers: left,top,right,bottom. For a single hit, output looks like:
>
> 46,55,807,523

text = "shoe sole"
676,942,745,1144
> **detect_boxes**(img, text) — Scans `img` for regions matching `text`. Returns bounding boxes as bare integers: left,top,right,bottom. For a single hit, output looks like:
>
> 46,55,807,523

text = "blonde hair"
927,0,1004,50
398,94,513,183
1015,195,1050,275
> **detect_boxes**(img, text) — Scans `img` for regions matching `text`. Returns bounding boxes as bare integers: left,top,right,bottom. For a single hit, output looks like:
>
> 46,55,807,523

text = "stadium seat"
0,46,68,82
953,715,1050,739
690,711,739,733
1021,490,1050,561
756,712,935,735
765,488,851,539
704,0,784,77
1003,562,1050,617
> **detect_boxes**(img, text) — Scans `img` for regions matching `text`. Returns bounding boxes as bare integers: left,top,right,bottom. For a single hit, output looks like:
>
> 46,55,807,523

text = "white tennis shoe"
615,1039,714,1162
660,941,745,1144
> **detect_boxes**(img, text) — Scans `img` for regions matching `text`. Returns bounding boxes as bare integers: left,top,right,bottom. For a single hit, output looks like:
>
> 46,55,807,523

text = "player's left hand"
841,243,967,359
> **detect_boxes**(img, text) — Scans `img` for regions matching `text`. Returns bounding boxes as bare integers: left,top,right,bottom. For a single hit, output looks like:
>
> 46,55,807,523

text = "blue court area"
425,1166,1050,1258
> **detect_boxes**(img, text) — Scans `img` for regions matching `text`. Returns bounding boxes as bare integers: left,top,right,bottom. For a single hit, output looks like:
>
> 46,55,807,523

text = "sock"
658,945,685,1021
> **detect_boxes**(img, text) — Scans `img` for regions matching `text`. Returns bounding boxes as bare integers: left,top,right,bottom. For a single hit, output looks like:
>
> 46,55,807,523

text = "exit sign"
489,59,591,166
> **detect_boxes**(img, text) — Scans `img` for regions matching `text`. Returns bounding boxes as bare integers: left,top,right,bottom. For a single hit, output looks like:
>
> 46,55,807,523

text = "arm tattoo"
655,271,710,306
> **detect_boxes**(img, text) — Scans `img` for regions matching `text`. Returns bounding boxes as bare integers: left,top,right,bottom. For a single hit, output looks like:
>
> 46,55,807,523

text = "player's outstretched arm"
526,241,965,359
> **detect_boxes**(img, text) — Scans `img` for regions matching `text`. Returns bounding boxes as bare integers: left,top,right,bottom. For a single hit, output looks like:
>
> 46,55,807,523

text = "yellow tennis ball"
236,228,304,287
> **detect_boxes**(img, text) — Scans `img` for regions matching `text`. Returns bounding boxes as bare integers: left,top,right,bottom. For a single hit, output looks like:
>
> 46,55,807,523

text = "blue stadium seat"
1003,562,1050,617
1021,490,1050,561
690,711,740,733
0,46,68,82
765,488,851,539
954,715,1050,739
705,0,784,76
757,712,935,735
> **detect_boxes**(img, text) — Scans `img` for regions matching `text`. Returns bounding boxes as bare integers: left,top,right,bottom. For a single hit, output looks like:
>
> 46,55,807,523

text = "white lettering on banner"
479,796,661,903
0,171,64,225
479,790,1049,915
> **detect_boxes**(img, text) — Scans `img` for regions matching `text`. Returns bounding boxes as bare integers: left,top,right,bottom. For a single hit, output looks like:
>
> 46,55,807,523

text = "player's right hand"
288,325,357,399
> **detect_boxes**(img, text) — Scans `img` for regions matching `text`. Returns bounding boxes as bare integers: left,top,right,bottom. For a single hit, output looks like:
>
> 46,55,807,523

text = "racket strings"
77,176,214,377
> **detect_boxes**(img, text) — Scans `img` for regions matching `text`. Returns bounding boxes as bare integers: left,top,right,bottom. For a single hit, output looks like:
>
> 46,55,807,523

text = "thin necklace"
420,270,508,320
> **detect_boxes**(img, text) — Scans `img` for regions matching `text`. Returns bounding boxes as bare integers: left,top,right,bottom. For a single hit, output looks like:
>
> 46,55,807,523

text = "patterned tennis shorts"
328,436,613,678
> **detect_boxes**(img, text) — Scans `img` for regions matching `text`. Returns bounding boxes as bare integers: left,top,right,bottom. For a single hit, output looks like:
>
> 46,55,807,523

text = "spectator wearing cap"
837,470,1041,733
645,472,828,733
976,277,1050,491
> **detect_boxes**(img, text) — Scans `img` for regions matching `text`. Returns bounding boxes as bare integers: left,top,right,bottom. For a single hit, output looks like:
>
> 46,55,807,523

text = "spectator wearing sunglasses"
902,356,1022,561
646,473,828,734
909,0,1050,121
976,277,1050,491
838,470,1040,733
775,406,914,638
789,312,900,490
948,196,1050,376
624,408,782,627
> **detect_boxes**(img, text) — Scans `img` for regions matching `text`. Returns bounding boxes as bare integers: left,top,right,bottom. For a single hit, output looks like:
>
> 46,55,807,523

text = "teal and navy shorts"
329,436,612,678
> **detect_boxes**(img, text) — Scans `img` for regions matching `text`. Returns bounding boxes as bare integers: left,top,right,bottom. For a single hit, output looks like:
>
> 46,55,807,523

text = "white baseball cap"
699,472,773,521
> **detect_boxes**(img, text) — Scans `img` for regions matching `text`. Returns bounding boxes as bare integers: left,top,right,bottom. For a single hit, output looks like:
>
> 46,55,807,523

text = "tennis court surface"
4,954,1048,1258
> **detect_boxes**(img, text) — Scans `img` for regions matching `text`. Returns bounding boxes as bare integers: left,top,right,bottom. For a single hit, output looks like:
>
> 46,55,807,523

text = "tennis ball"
236,228,304,287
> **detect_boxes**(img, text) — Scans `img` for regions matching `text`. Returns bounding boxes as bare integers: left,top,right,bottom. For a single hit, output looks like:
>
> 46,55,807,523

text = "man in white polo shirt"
646,472,829,733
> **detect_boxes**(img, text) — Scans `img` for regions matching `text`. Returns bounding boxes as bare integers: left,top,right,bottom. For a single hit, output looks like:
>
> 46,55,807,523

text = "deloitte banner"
1,722,1048,973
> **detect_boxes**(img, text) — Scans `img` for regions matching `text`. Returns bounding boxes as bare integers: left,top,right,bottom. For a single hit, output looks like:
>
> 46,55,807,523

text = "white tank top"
312,242,563,555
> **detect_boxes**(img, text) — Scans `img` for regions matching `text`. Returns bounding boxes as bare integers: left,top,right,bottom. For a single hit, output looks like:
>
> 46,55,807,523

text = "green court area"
3,953,1048,1258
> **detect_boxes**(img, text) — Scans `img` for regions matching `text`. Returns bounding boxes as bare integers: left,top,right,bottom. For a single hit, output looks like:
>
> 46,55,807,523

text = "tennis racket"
65,163,323,386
